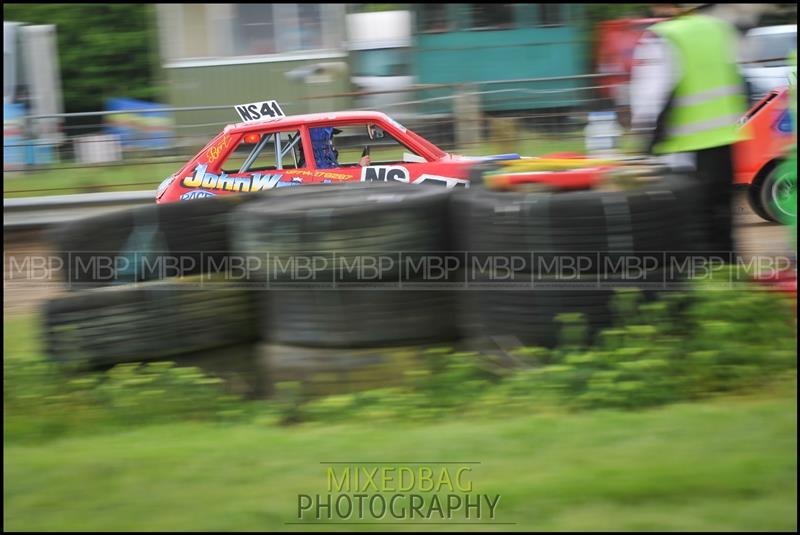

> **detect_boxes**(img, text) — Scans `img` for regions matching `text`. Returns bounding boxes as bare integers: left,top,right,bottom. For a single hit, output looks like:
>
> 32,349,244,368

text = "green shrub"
4,357,247,442
274,273,796,420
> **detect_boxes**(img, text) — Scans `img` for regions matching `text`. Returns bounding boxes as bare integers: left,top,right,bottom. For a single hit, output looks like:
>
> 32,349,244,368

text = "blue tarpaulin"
3,103,55,168
105,98,174,150
3,103,26,169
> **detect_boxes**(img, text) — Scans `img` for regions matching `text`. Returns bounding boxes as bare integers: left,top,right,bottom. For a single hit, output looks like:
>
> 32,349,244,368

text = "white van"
741,24,797,103
346,10,414,111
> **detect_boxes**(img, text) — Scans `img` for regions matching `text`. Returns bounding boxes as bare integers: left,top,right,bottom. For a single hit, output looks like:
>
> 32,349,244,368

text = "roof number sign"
235,100,285,123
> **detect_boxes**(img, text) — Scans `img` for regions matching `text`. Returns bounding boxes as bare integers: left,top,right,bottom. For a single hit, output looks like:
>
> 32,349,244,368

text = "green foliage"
277,275,797,422
2,3,161,112
352,4,408,14
4,357,247,442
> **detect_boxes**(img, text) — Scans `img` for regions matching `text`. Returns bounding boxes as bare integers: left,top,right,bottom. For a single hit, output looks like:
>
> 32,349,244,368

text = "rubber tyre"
758,164,796,224
50,193,255,288
263,287,457,348
451,173,705,271
459,271,671,349
747,179,774,222
44,276,258,367
230,182,453,283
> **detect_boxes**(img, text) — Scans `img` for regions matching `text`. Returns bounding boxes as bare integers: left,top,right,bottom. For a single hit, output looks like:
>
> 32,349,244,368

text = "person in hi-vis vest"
630,4,758,257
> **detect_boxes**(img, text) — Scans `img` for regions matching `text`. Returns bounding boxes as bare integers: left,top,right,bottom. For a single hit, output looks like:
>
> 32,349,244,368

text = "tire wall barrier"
229,183,459,352
451,174,705,348
229,183,454,282
42,175,703,395
457,273,671,349
451,174,708,264
44,276,258,367
49,192,257,288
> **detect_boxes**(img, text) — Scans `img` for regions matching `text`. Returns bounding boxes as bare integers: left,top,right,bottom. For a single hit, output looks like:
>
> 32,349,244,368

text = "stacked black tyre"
229,183,451,285
263,290,456,348
50,193,255,288
452,174,706,348
45,276,258,367
231,183,459,395
452,174,708,266
43,193,262,382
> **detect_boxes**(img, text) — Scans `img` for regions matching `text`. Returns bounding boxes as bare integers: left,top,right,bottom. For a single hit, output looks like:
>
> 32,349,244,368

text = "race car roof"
224,110,396,134
222,109,448,161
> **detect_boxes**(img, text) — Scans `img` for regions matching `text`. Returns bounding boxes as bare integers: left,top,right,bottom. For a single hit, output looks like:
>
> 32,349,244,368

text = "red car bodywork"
734,87,793,185
157,111,499,204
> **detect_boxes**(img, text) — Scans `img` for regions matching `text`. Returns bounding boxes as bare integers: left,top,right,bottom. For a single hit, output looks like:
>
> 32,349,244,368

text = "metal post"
454,84,482,150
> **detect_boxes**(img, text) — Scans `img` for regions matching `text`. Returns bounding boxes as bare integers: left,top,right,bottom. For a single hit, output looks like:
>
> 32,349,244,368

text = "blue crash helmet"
309,127,339,169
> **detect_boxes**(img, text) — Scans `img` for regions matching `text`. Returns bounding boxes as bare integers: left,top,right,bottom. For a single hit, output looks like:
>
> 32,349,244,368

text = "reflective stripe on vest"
674,85,743,107
651,14,749,154
669,113,743,136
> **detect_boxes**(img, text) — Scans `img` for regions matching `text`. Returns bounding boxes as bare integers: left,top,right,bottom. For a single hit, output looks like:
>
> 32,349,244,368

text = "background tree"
3,3,162,113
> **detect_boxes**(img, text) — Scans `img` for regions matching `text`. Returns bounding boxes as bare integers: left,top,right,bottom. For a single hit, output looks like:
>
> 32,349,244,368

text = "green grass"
3,385,797,531
3,315,39,360
3,313,798,531
3,161,182,198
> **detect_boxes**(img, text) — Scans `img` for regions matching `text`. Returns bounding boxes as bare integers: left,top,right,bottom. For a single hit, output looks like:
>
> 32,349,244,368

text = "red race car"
734,86,795,223
156,101,527,203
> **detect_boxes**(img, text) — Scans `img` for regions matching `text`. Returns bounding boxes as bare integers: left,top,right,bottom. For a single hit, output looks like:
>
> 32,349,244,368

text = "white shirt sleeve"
629,32,696,169
629,32,681,133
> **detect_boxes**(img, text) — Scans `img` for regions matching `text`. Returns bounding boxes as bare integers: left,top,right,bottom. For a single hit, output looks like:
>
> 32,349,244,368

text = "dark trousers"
695,145,735,257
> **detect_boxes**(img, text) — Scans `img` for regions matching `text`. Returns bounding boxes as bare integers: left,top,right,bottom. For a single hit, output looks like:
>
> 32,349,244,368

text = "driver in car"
304,126,374,168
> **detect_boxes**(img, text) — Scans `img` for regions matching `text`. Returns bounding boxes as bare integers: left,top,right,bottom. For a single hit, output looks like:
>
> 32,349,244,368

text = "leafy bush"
275,274,797,421
4,358,248,442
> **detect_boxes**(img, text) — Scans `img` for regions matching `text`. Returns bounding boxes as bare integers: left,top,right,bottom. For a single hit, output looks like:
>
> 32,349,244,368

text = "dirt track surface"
3,191,795,317
733,191,795,256
4,229,68,316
